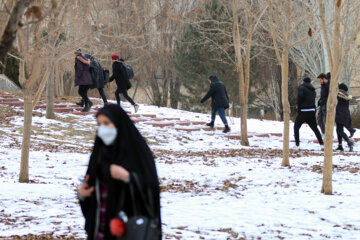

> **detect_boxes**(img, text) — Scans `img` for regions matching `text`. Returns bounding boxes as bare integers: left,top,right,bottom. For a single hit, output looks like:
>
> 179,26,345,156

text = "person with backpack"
109,55,139,112
200,75,231,133
77,104,161,239
74,48,93,112
335,83,354,152
294,77,323,147
79,54,109,106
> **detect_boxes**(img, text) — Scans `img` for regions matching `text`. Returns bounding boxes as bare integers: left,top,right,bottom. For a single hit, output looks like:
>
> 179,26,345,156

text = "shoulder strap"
131,172,156,218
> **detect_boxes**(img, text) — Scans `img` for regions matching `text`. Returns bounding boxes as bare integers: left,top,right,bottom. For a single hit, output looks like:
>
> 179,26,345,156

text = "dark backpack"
123,63,134,80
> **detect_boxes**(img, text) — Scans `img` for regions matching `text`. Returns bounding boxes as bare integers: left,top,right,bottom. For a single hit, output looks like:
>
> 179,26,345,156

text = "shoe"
350,128,356,138
348,141,354,152
296,142,300,147
133,104,139,113
223,125,230,133
88,100,93,108
81,101,91,112
336,145,344,151
76,99,84,107
206,121,214,128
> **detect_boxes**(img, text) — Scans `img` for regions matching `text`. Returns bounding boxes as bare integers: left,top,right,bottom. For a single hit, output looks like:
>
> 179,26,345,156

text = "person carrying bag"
110,172,160,239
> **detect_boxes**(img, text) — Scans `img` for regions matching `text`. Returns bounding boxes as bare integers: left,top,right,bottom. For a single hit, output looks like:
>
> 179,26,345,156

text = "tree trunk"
281,48,290,167
170,75,181,109
161,68,169,107
19,87,32,183
46,62,55,119
0,0,32,60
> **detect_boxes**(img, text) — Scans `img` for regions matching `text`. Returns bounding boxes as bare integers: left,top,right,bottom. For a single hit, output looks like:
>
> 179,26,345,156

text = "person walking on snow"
84,54,109,106
335,83,354,152
74,48,93,112
109,55,139,112
294,77,323,147
201,75,231,133
317,73,329,135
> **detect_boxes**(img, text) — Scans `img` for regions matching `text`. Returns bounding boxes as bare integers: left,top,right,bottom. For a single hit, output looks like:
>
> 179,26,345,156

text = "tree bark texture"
19,87,32,182
0,0,31,60
281,48,290,167
46,62,55,119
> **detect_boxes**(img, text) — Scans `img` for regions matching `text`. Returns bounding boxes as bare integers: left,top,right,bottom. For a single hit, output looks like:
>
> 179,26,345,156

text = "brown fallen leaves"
0,234,85,240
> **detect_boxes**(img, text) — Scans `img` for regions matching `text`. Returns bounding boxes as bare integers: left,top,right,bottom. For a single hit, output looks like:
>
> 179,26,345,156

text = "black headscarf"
83,104,161,239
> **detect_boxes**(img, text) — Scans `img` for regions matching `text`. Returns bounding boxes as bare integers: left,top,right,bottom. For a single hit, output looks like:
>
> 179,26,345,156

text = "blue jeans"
211,108,228,125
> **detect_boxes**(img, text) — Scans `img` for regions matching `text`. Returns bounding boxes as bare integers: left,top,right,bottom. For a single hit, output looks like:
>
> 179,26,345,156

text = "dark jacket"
109,61,131,91
297,82,316,111
200,77,229,109
336,89,352,127
318,80,330,106
89,58,105,89
79,105,161,240
74,55,92,86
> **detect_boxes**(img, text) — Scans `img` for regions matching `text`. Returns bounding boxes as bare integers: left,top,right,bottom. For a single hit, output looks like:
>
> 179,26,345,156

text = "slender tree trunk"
0,0,32,60
161,68,169,107
19,87,32,183
281,48,290,167
46,62,55,119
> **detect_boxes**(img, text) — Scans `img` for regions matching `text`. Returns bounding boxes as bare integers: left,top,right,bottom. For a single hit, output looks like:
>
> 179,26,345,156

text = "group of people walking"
295,72,356,151
74,49,138,112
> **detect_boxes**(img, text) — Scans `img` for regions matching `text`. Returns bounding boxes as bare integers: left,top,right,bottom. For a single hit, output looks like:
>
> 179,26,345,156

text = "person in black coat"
317,73,330,135
109,55,139,112
294,77,323,147
77,104,161,240
200,75,230,133
74,48,93,112
88,54,108,105
335,83,354,151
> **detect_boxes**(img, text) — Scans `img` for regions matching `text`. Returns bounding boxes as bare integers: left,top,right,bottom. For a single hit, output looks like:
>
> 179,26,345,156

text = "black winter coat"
79,105,161,240
335,90,352,127
318,80,330,106
89,59,105,89
74,55,92,86
297,82,316,111
109,61,131,91
200,79,229,109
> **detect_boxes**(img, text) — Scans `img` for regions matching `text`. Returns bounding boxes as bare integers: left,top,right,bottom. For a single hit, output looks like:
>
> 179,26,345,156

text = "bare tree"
316,0,360,194
267,0,310,166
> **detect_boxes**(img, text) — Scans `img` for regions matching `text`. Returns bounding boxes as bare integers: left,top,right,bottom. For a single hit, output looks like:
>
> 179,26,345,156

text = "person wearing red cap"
109,55,139,112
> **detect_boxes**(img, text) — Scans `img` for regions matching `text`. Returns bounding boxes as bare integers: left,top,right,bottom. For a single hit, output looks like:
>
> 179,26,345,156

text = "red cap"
112,54,119,60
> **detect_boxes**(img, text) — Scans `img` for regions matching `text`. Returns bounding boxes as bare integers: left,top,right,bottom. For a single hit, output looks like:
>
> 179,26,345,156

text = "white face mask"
97,126,118,145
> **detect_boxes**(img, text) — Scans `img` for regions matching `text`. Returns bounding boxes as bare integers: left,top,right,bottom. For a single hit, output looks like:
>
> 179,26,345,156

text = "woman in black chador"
77,104,161,240
335,83,354,152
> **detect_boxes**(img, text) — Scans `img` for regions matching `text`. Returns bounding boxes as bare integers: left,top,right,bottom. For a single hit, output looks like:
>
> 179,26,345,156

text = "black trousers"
294,111,323,145
78,85,90,102
97,88,107,103
336,123,350,145
317,105,326,134
115,88,135,106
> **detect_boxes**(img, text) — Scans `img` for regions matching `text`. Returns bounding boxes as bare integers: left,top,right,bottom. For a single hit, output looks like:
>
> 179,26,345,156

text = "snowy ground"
0,98,360,240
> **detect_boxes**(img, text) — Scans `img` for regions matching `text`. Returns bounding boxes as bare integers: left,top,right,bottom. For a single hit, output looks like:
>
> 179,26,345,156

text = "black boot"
223,124,230,133
350,128,356,138
206,121,214,128
348,141,354,152
81,101,90,112
76,99,84,107
336,144,344,151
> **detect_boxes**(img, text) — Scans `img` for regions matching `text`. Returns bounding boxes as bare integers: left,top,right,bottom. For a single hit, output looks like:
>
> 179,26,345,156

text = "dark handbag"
115,173,159,240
